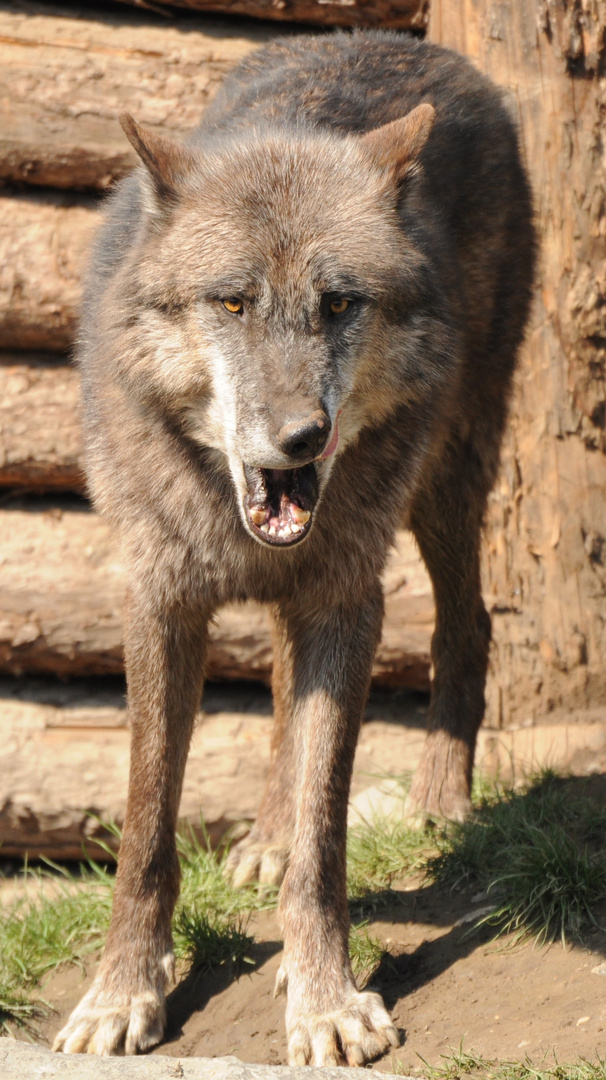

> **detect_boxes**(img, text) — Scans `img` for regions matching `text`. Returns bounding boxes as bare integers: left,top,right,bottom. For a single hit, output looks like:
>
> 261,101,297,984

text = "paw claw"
53,963,170,1056
287,990,395,1067
348,1044,365,1066
385,1025,400,1048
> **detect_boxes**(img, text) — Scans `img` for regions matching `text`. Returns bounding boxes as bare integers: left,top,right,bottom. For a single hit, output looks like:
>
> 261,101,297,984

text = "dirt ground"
34,838,606,1071
5,681,606,1072
35,879,606,1073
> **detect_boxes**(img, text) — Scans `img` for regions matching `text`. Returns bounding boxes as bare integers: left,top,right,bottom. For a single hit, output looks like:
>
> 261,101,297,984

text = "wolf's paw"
52,953,173,1055
406,731,473,825
286,990,399,1067
404,786,470,825
404,785,471,826
225,836,288,888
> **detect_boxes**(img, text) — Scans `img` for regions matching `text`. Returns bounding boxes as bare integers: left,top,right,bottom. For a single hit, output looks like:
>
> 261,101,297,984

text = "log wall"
113,0,429,30
0,356,84,490
0,503,433,688
0,3,278,189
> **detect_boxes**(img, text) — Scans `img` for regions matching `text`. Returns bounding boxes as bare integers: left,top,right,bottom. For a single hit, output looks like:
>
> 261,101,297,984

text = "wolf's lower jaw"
243,462,319,547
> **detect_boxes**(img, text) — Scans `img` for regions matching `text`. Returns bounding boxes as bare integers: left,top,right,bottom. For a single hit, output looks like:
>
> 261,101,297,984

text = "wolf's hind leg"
407,439,492,823
226,609,296,888
54,591,208,1056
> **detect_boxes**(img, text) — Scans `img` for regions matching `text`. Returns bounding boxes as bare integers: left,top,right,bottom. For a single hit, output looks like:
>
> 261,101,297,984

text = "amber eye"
329,297,350,315
222,299,244,315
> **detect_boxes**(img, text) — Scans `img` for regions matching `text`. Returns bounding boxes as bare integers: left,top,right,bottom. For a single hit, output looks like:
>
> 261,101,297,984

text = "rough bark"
429,1,606,725
0,191,97,351
0,500,433,687
0,355,84,490
0,2,277,190
113,0,428,31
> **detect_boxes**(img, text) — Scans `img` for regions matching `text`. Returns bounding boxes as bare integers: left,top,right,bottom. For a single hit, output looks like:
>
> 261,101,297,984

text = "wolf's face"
119,107,434,548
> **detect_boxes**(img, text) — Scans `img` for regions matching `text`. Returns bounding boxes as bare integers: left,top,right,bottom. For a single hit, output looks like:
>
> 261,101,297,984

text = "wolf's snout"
277,410,331,461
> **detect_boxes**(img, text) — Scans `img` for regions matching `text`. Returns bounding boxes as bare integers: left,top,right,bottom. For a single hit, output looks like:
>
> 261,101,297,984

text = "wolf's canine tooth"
249,507,266,526
291,506,311,525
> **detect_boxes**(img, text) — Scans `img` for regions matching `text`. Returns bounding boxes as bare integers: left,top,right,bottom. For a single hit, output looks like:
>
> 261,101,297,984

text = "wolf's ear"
120,113,196,209
360,103,435,182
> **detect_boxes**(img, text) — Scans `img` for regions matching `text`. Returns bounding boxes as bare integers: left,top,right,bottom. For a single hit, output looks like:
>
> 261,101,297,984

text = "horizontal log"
0,677,431,861
0,192,97,351
0,500,433,689
113,0,429,31
0,355,84,490
0,5,291,190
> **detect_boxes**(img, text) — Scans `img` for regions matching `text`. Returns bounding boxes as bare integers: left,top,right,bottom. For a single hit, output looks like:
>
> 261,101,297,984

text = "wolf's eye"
329,297,350,315
222,299,244,315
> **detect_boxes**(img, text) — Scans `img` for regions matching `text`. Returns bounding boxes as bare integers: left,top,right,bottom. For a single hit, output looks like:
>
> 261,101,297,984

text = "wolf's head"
117,105,437,548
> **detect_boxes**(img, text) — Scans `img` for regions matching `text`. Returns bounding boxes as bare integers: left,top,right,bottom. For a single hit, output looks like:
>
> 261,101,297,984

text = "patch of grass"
416,1044,606,1080
0,859,114,1033
0,823,275,1034
0,985,48,1037
425,771,606,944
347,777,435,902
173,909,254,975
349,920,387,986
173,826,274,973
176,825,277,926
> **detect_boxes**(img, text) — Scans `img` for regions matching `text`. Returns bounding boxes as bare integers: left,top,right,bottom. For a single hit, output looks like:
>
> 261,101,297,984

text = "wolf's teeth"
291,506,311,525
269,525,276,536
291,523,301,533
260,524,269,534
249,507,266,526
281,524,292,537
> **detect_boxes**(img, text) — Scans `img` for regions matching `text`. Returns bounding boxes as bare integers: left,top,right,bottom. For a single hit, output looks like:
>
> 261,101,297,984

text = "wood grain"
429,0,606,726
0,355,84,490
0,192,97,351
0,3,280,189
113,0,429,31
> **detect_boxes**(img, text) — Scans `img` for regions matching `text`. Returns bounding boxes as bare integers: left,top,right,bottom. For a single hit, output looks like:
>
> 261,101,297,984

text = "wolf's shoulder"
194,31,508,140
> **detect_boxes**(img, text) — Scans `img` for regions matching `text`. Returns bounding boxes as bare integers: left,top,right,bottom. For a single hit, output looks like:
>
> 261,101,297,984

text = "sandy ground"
3,680,606,1071
35,876,606,1073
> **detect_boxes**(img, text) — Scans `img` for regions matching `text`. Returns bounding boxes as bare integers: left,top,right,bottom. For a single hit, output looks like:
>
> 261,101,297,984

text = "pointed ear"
120,113,197,206
360,103,435,182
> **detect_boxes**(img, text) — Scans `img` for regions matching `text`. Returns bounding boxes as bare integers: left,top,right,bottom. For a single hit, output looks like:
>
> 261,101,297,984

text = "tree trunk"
0,501,433,687
0,192,97,351
0,355,85,490
0,4,274,190
112,0,428,30
429,1,606,726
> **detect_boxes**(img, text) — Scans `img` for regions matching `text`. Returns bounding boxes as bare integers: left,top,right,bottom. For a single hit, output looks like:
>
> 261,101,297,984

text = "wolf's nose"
277,410,331,460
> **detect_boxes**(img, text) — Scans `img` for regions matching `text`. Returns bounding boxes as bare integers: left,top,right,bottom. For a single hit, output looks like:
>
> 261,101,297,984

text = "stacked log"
0,4,276,190
113,0,429,30
0,356,83,490
0,0,433,691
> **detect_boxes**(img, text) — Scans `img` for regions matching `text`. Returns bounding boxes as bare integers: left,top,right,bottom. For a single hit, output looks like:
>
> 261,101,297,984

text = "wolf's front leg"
275,594,398,1067
54,591,208,1056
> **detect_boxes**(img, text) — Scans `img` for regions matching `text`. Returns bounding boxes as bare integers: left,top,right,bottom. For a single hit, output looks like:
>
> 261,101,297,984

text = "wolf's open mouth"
243,463,318,546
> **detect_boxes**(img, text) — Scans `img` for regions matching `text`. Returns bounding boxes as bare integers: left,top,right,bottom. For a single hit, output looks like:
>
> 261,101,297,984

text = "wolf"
53,30,535,1064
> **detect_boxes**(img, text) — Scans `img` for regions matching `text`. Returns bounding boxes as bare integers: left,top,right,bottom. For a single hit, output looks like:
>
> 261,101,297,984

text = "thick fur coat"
54,31,535,1064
